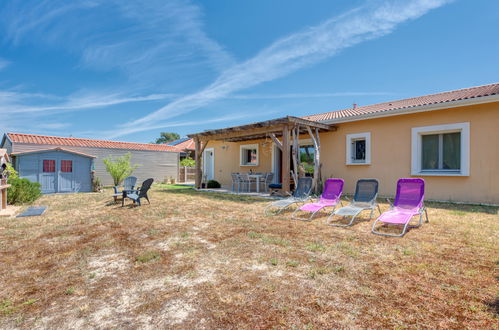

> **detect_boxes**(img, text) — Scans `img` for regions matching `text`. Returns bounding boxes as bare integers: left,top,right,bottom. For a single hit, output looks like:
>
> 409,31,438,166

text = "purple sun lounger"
291,178,344,221
372,178,429,237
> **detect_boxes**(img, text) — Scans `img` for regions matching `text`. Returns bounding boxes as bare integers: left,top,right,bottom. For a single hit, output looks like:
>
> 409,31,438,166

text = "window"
412,122,469,176
240,144,259,166
43,160,55,173
346,132,371,165
61,160,73,173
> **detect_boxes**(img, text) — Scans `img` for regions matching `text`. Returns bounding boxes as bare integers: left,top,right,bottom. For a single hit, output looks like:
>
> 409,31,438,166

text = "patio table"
248,174,264,193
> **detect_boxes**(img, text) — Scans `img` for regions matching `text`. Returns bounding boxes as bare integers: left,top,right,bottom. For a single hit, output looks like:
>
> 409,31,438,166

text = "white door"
203,148,215,181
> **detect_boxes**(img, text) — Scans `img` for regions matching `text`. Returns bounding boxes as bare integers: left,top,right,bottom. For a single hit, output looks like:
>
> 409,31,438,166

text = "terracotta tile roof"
303,83,499,122
168,138,194,151
7,133,180,152
12,147,96,158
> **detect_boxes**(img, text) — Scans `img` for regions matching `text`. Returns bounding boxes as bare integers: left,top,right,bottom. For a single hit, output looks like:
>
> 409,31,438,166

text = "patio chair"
292,178,344,221
231,173,241,192
264,177,313,216
122,178,154,207
372,178,429,237
327,179,380,227
112,176,137,202
259,173,274,192
238,173,251,192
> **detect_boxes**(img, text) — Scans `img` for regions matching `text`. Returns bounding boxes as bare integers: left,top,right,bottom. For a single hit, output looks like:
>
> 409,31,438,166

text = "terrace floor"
0,184,497,328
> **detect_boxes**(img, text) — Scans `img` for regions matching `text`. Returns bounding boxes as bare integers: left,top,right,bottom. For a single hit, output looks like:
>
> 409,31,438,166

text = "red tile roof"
12,147,96,158
7,133,180,152
169,138,194,151
304,83,499,122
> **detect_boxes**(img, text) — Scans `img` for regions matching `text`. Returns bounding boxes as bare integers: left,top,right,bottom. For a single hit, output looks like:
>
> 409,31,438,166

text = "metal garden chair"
327,179,380,227
372,178,429,237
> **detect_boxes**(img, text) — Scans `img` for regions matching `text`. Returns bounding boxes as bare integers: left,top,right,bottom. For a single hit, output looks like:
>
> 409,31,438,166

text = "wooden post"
282,125,290,193
291,126,299,184
194,138,202,189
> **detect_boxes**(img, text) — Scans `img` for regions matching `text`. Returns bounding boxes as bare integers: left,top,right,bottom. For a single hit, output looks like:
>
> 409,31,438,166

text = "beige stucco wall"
321,101,499,204
205,139,274,188
205,101,499,204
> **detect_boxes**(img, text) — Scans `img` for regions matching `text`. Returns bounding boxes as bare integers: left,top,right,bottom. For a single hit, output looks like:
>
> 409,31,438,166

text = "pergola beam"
188,116,335,142
269,133,282,151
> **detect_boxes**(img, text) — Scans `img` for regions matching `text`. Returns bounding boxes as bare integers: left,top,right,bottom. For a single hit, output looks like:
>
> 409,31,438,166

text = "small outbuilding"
13,148,95,193
1,133,181,193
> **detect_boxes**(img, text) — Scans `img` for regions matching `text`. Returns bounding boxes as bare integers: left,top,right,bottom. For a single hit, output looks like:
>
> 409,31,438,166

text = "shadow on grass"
485,297,498,317
157,187,270,204
423,200,498,215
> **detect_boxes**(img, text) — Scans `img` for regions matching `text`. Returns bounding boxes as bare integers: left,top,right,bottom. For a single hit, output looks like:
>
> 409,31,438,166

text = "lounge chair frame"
264,177,313,216
291,178,344,221
371,178,429,237
371,200,429,237
327,179,381,227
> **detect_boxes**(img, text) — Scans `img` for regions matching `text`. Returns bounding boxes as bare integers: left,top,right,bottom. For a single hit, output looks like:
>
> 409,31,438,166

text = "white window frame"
240,143,259,166
346,132,371,165
411,122,470,176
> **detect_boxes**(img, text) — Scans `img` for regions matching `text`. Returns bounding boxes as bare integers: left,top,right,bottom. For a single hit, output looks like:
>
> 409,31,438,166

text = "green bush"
180,157,195,167
207,180,221,188
7,178,41,204
4,163,18,180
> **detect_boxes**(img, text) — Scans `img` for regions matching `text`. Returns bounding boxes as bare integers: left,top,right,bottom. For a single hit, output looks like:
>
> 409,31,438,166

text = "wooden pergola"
187,116,335,193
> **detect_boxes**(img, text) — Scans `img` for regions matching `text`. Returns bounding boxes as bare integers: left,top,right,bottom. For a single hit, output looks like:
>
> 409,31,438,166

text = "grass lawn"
0,185,497,328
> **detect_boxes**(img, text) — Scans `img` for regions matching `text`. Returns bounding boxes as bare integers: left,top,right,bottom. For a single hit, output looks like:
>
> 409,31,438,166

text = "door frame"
39,157,58,194
203,148,215,181
58,158,75,193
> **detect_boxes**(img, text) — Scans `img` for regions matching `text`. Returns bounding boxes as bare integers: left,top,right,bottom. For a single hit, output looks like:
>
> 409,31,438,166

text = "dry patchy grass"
0,185,497,329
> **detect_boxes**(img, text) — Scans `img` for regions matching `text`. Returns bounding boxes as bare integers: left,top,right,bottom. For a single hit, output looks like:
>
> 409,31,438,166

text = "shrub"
180,157,195,167
103,153,140,186
4,163,18,180
207,180,221,188
7,178,41,204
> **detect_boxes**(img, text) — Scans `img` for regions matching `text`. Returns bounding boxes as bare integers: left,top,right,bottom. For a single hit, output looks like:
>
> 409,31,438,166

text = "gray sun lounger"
264,177,313,216
327,179,380,227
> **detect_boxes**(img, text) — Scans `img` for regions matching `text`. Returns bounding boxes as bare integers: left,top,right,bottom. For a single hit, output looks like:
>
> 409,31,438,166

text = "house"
167,138,195,159
0,133,180,193
188,83,499,205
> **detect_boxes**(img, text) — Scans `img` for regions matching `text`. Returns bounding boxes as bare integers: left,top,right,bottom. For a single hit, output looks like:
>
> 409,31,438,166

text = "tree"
153,132,180,144
103,153,140,186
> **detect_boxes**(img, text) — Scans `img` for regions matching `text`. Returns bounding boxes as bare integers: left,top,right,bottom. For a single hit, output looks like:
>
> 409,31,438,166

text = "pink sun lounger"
372,178,429,237
292,178,344,221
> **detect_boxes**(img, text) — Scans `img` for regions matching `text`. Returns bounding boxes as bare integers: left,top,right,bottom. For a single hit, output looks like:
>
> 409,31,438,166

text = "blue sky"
0,0,498,143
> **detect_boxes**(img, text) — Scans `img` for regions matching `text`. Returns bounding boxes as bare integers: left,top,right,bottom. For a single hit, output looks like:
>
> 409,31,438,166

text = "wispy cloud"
0,58,9,71
229,91,394,100
110,0,451,137
0,0,234,88
100,112,260,139
0,90,179,114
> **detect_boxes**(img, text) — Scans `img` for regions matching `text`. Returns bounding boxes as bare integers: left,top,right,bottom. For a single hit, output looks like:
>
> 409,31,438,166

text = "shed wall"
11,144,179,186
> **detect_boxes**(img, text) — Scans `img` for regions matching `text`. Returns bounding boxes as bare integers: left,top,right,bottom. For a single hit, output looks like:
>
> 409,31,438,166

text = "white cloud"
100,112,260,139
112,0,451,137
0,91,179,114
0,0,234,86
0,58,9,71
228,91,393,100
